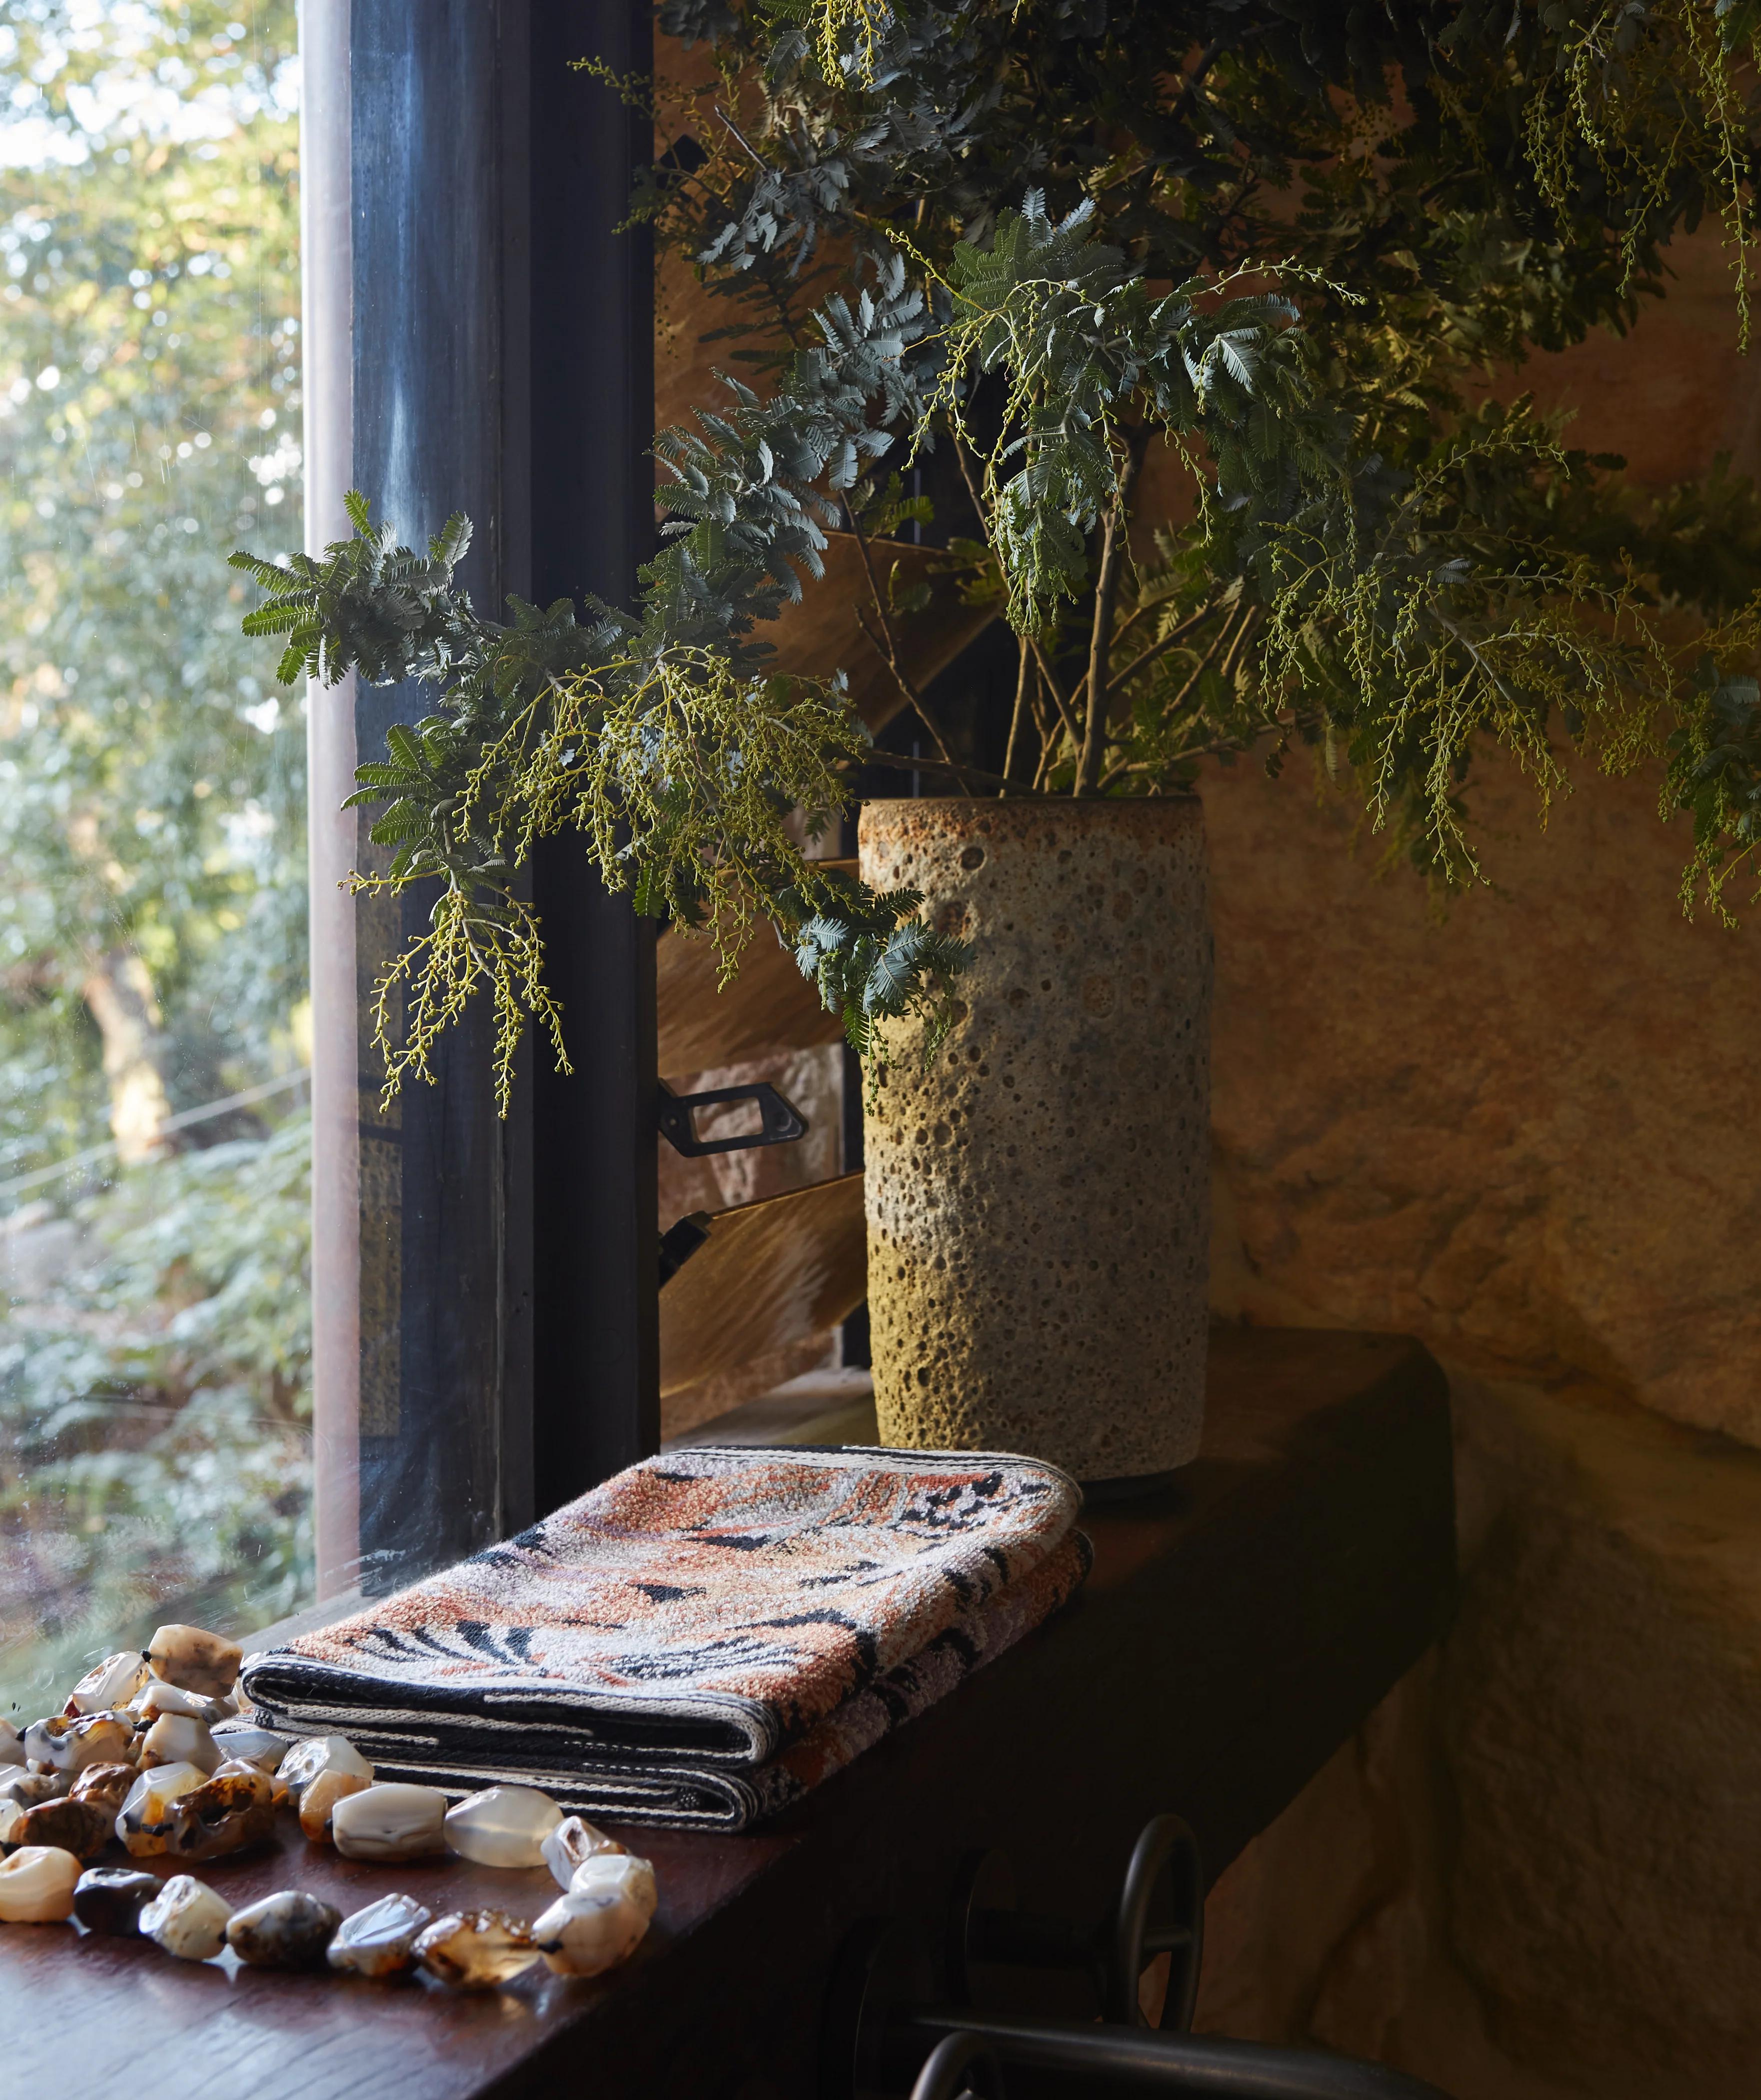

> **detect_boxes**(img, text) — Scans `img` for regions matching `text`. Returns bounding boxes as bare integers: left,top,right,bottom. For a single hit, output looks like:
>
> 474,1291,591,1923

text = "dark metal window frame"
305,0,657,1598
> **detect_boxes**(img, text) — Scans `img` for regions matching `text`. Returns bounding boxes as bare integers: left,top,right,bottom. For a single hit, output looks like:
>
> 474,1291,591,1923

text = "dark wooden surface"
0,1329,1453,2098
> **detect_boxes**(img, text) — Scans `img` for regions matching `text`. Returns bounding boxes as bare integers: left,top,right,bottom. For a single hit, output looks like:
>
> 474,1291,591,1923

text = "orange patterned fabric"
243,1444,1088,1827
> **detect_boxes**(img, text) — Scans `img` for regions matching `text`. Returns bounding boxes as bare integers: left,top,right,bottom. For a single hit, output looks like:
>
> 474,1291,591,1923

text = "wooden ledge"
0,1328,1454,2097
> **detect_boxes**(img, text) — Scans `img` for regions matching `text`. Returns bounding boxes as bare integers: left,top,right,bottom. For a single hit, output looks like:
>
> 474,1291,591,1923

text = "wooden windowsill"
3,1327,1454,2098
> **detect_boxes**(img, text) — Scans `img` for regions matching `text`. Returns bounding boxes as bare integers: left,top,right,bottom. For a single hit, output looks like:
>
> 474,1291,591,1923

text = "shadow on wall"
1198,1369,1761,2100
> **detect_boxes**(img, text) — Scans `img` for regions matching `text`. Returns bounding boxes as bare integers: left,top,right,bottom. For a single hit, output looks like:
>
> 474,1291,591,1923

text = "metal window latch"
656,1079,808,1158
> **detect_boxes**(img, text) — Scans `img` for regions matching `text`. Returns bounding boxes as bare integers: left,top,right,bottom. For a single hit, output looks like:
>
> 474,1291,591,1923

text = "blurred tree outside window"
0,0,309,1717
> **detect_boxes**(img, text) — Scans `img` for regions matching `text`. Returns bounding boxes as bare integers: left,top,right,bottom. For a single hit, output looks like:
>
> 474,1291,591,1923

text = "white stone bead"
22,1711,133,1773
0,1797,26,1845
0,1845,81,1924
140,1873,233,1960
139,1712,222,1775
115,1760,208,1857
542,1813,626,1891
0,1768,67,1809
0,1719,22,1769
275,1732,372,1802
443,1785,563,1869
532,1854,657,1978
130,1677,227,1725
144,1624,242,1699
68,1651,150,1715
327,1891,434,1979
206,1722,290,1773
330,1782,448,1863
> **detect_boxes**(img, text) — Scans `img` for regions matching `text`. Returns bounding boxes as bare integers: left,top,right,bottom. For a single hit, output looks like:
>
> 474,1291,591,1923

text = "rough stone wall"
1203,750,1759,1443
1198,1372,1761,2099
1195,226,1761,2093
1205,225,1761,1446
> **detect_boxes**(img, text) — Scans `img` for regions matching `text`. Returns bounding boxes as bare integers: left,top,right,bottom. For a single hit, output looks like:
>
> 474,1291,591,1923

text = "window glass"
0,1,306,1716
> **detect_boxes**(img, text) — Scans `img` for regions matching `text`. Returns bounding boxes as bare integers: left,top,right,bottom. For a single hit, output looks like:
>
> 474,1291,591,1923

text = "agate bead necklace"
0,1623,655,1988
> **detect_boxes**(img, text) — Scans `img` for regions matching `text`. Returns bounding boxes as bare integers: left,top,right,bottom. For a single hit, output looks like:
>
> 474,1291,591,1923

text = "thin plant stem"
1003,632,1032,787
841,499,972,788
1077,429,1149,794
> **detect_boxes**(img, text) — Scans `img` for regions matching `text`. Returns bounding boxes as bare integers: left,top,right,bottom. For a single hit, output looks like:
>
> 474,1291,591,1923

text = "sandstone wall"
1206,226,1761,1445
1197,1371,1761,2099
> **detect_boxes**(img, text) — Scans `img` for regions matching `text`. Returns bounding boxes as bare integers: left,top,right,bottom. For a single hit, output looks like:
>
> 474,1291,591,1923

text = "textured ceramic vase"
860,796,1212,1483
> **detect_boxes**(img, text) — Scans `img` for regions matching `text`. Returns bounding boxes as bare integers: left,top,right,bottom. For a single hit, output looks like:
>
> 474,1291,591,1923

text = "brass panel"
658,1172,867,1398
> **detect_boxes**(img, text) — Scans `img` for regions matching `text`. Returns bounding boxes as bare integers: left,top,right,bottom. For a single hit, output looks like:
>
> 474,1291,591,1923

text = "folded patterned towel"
242,1443,1088,1826
352,1530,1092,1830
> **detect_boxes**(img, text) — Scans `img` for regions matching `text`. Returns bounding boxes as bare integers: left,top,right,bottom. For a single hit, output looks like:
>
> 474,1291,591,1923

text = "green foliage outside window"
241,0,1761,1108
0,0,309,1712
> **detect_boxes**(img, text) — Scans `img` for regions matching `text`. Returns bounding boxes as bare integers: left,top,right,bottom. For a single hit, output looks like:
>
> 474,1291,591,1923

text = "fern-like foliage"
930,192,1323,632
234,0,1761,1100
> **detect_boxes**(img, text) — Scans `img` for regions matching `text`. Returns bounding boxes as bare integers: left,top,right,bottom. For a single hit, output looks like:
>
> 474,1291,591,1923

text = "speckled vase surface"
860,796,1211,1483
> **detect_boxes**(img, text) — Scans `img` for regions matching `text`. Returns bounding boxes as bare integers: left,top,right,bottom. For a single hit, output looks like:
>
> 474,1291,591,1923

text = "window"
0,3,307,1714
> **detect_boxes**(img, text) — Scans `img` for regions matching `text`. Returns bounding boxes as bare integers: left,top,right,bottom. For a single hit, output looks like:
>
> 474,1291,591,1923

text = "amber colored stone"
413,1909,540,1989
68,1763,137,1815
163,1761,275,1863
298,1767,370,1843
144,1625,242,1699
10,1797,114,1863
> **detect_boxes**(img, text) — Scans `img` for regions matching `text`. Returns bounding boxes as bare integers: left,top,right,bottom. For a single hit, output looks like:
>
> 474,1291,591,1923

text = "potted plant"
235,1,1761,1481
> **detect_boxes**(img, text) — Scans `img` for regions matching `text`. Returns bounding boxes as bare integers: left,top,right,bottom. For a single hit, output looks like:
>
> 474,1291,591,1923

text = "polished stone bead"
413,1909,540,1989
139,1712,223,1775
542,1814,626,1891
330,1781,447,1862
326,1891,434,1979
276,1732,372,1803
0,1769,66,1810
130,1678,228,1726
207,1722,290,1774
68,1652,150,1716
23,1711,133,1774
9,1796,114,1863
163,1761,275,1863
140,1873,232,1960
72,1867,161,1935
0,1844,83,1925
115,1760,208,1857
442,1785,562,1869
69,1761,139,1815
297,1766,371,1843
0,1718,21,1769
226,1890,343,1970
532,1853,658,1978
0,1846,81,1923
144,1624,242,1699
0,1798,26,1846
